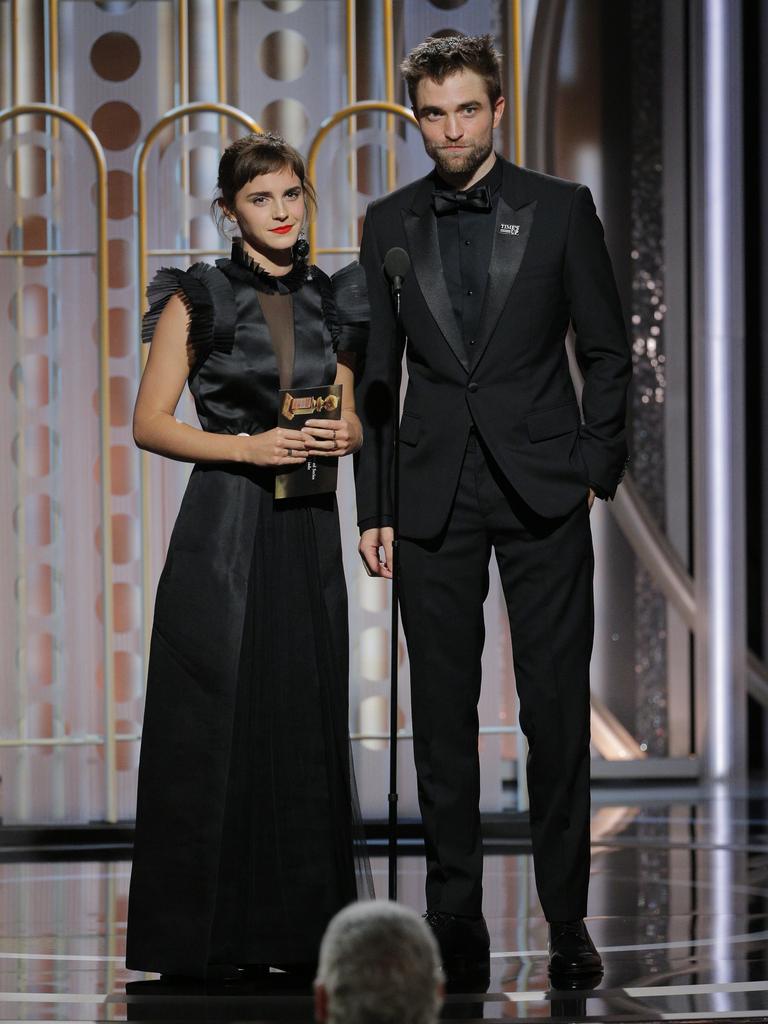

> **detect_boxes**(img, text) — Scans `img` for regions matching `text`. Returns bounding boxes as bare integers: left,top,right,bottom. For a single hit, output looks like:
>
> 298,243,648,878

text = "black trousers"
398,431,594,922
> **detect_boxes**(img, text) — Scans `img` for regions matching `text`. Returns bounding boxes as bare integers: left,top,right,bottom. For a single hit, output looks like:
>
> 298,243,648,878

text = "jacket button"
467,382,479,393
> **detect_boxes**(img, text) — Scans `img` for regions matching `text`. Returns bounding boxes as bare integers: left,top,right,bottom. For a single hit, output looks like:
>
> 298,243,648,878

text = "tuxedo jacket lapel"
399,161,537,376
402,181,469,374
470,168,537,370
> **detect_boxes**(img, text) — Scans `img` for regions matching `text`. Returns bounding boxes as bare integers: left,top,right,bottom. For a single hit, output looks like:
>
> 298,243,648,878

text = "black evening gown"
126,241,371,978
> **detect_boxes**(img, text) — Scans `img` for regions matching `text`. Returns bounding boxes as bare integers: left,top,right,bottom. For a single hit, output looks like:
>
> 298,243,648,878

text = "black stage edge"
2,768,704,863
0,813,532,863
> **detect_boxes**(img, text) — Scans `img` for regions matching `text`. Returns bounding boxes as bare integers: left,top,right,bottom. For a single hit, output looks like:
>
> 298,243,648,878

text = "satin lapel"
402,207,469,374
470,196,537,371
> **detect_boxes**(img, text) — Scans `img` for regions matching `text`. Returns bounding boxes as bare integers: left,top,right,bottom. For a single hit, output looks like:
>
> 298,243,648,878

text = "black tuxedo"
355,157,631,921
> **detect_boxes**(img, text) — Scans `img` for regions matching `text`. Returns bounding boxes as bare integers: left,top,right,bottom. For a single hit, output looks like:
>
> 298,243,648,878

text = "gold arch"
133,102,262,676
306,100,417,263
0,103,117,821
134,101,263,320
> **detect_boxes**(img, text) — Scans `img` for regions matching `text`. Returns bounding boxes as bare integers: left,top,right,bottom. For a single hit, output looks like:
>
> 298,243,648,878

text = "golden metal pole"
11,0,20,104
9,0,29,822
383,0,397,192
216,0,226,143
0,103,116,823
345,0,358,253
47,0,60,189
46,0,66,820
346,0,356,104
215,0,225,101
178,0,188,101
134,102,262,677
47,0,58,106
306,100,416,263
178,0,190,225
512,0,524,165
94,127,114,824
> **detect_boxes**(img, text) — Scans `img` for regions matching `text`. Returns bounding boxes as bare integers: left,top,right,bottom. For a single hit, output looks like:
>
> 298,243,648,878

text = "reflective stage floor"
1,785,767,1022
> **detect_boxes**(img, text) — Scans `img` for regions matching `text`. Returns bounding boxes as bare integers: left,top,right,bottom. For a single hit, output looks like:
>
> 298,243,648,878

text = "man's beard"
426,131,494,183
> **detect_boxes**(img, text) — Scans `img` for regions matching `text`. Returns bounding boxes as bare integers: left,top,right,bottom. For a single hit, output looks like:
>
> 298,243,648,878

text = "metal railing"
2,0,742,827
0,102,116,822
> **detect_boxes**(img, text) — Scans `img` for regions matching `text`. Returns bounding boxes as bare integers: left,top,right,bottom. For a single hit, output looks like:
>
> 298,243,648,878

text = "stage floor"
0,786,767,1022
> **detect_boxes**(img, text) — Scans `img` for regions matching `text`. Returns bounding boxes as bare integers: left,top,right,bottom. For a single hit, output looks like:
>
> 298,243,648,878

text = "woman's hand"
237,427,308,467
301,415,362,458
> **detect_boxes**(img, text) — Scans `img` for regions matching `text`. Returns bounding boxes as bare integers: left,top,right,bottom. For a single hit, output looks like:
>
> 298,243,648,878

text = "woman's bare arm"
336,354,360,420
133,294,309,467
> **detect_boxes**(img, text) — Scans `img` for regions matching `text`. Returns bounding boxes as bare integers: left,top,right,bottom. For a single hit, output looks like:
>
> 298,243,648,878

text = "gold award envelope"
275,384,342,500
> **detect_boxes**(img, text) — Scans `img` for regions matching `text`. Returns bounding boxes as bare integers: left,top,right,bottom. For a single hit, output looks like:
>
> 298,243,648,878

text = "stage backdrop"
0,0,691,827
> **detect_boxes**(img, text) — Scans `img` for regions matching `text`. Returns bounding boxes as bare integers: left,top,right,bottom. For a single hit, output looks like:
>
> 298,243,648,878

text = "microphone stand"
388,279,404,901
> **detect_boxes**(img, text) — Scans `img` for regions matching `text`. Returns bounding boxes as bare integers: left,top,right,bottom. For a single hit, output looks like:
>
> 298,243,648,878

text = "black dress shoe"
423,910,490,973
235,964,270,980
548,920,603,979
269,962,317,980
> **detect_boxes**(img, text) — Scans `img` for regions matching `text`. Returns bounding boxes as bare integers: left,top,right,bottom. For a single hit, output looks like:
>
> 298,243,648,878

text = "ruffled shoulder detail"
312,266,341,352
141,263,237,371
228,239,309,293
331,261,369,355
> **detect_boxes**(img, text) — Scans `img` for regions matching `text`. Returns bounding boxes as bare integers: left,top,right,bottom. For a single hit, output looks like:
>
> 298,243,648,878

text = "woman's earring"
293,227,310,261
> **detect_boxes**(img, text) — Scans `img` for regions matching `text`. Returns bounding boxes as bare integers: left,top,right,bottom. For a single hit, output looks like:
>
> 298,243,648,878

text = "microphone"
383,247,411,293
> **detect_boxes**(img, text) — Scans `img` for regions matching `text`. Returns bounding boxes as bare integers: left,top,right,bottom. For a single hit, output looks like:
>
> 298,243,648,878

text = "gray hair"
316,901,443,1024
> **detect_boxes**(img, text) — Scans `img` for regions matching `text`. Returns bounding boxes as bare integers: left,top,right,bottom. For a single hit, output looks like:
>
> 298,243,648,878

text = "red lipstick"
269,225,293,235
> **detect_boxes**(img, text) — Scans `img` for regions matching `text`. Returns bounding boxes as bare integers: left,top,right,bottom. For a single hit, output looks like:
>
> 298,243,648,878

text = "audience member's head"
314,901,444,1024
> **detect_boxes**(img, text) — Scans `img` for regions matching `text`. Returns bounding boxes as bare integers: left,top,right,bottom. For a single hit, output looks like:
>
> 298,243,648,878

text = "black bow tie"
433,185,492,215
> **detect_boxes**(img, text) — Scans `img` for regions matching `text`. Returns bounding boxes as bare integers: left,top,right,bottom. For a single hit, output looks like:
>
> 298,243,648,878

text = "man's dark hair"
400,33,503,111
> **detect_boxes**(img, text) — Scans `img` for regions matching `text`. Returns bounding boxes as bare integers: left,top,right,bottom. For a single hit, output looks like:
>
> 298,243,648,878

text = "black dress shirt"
433,158,503,358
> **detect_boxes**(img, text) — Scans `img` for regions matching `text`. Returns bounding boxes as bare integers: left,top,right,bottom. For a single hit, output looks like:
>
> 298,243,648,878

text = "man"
314,901,443,1024
355,34,631,981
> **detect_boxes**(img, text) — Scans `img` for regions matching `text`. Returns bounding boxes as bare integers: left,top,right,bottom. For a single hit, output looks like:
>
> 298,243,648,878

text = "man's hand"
588,488,596,511
359,527,394,579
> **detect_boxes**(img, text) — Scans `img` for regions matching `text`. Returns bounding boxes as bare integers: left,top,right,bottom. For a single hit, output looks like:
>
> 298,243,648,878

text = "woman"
126,132,371,979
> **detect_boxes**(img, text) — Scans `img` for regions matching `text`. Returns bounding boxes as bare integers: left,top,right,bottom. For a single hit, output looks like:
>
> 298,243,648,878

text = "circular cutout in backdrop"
90,32,141,81
260,98,309,149
91,101,141,151
260,29,309,82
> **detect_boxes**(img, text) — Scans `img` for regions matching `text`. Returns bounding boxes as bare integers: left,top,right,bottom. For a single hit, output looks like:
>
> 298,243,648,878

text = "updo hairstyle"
211,131,317,237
